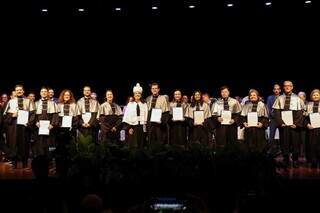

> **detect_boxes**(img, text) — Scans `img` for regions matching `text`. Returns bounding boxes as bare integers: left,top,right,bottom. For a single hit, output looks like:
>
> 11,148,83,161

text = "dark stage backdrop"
0,79,319,105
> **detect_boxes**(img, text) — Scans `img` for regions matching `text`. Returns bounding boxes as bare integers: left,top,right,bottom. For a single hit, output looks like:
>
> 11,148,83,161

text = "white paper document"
62,116,73,128
17,110,29,125
39,120,50,135
247,112,258,127
82,112,92,124
237,126,245,140
281,111,293,126
194,110,204,125
172,107,184,121
310,113,320,129
221,110,232,125
150,108,162,123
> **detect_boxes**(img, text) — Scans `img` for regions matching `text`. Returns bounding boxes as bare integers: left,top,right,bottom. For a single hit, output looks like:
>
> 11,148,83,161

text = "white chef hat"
133,83,143,94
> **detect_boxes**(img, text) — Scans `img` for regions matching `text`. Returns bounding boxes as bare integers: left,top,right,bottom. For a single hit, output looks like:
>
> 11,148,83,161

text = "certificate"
150,108,162,123
310,113,320,129
247,112,258,127
17,110,29,125
172,107,184,121
221,110,232,125
237,126,245,140
62,116,73,128
82,112,92,124
281,110,293,126
274,128,280,140
39,120,50,135
194,110,204,125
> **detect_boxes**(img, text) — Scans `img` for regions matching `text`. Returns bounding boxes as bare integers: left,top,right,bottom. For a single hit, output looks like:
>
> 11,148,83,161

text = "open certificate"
281,110,293,126
194,110,204,125
62,116,73,128
150,108,162,123
172,107,184,121
39,120,50,135
221,110,232,125
17,110,29,125
310,113,320,128
82,112,91,124
247,112,258,127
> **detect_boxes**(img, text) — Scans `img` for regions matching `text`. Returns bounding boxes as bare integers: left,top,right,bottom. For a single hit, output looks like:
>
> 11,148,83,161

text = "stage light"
227,3,234,7
78,8,85,12
152,6,158,10
115,7,122,11
188,5,196,8
305,0,311,4
41,9,48,12
265,2,272,6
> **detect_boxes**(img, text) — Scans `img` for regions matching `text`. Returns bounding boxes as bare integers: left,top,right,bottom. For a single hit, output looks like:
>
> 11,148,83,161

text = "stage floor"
0,161,320,180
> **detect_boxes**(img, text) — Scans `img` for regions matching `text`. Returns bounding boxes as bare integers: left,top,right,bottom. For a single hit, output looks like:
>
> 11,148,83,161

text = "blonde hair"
310,89,320,100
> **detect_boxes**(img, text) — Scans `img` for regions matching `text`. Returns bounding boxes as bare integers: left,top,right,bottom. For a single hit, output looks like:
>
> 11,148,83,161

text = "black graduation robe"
3,97,35,164
76,97,100,142
98,101,123,144
272,93,305,164
185,101,211,145
34,99,59,157
169,102,188,146
146,95,170,146
211,97,242,148
241,101,269,152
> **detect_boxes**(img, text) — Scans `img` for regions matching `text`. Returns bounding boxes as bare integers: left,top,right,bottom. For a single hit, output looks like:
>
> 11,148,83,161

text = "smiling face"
151,85,160,96
221,88,230,99
273,84,281,96
106,91,113,103
48,89,54,98
15,87,24,97
312,92,320,102
249,91,258,102
174,90,182,102
134,92,141,101
63,91,71,102
283,81,293,94
83,86,91,97
194,92,201,101
40,88,48,99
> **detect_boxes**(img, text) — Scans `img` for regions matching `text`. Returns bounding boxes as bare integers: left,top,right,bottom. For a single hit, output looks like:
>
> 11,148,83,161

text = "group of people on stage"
0,80,320,171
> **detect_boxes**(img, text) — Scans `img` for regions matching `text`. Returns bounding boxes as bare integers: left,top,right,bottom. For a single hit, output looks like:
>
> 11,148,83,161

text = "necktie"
176,102,181,107
151,96,157,109
64,103,70,116
313,101,319,113
85,98,90,112
196,102,200,111
18,97,24,110
252,102,258,112
136,103,140,116
111,103,116,114
284,95,291,110
42,99,48,115
223,98,229,110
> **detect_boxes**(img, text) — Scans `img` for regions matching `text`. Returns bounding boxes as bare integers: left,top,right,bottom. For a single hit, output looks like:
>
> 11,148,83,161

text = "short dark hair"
15,84,24,90
150,82,159,88
220,86,230,92
40,86,48,91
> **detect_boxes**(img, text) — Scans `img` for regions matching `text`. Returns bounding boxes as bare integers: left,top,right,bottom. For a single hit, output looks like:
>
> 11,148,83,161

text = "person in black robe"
34,87,59,159
273,81,305,168
3,84,35,168
146,82,170,147
305,89,320,168
241,89,269,152
185,90,212,145
99,90,123,144
169,89,188,147
76,86,100,143
55,89,79,176
211,86,242,149
122,83,148,149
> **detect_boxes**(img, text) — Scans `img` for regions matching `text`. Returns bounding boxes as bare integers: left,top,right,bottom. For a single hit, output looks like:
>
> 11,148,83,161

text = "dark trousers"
280,126,300,162
190,126,209,145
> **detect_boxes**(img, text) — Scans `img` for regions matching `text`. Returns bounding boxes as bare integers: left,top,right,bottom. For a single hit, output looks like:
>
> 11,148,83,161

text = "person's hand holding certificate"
62,116,73,128
247,112,258,127
281,111,293,126
194,110,204,125
310,113,320,129
221,110,232,125
172,107,184,121
39,120,50,135
17,110,29,126
150,108,162,123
